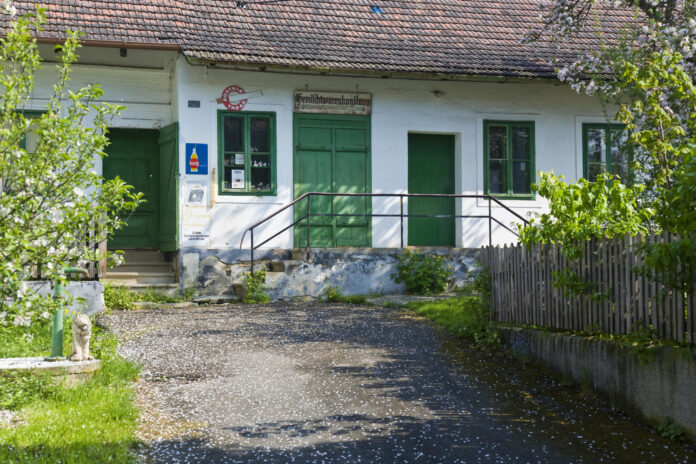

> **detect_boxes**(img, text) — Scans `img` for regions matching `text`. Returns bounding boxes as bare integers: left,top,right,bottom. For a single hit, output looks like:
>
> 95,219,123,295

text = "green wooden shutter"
158,122,179,251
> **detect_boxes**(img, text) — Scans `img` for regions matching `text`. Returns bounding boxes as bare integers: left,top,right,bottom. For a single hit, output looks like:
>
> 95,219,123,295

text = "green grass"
407,296,498,346
104,282,197,311
0,314,141,463
322,286,368,305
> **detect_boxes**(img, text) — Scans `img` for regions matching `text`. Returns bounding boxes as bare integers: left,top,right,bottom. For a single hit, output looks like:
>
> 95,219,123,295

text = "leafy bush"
242,270,270,304
103,282,136,311
393,250,453,295
322,286,368,305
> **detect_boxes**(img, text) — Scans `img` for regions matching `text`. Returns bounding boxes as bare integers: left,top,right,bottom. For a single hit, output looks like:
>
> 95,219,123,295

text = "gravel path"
103,303,695,463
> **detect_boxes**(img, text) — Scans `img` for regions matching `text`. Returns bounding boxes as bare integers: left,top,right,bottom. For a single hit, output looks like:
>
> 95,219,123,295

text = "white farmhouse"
10,1,632,296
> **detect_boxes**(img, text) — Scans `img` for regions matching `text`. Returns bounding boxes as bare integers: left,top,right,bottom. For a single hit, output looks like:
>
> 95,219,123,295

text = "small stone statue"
70,313,94,362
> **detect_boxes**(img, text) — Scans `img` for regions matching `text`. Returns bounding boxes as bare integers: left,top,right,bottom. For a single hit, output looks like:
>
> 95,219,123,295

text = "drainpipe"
46,267,88,361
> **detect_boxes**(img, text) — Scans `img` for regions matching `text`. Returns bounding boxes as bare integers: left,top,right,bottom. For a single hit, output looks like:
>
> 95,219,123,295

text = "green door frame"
292,113,372,248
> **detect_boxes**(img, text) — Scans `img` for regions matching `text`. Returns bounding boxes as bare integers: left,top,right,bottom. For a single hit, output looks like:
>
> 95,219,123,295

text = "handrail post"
400,194,404,248
488,196,492,248
250,229,255,275
306,194,311,254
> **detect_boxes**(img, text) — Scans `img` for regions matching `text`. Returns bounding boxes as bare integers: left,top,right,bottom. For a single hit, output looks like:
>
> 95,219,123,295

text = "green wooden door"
294,114,371,247
104,128,161,249
408,134,455,246
158,123,179,251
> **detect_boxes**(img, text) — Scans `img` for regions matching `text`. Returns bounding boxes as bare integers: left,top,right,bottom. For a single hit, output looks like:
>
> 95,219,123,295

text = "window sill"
486,194,536,201
219,190,278,197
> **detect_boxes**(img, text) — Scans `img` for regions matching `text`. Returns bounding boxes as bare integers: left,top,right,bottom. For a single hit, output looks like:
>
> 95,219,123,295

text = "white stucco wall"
28,46,176,178
176,56,617,250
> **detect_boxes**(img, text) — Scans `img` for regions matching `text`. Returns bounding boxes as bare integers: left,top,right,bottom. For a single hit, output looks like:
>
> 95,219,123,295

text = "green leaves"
519,172,651,259
393,250,453,295
0,8,143,318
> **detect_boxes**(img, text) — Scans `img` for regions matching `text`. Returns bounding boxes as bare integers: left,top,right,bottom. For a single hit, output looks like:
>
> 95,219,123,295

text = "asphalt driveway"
103,302,694,463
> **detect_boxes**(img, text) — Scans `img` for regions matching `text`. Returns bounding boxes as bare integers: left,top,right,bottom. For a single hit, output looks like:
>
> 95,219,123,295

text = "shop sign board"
294,91,372,115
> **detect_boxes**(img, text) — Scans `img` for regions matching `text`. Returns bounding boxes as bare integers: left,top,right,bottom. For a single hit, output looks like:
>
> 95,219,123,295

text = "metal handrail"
239,192,530,273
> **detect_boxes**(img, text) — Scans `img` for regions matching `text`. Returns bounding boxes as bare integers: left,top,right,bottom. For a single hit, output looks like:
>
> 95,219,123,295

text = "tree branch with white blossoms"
0,4,144,322
523,0,696,291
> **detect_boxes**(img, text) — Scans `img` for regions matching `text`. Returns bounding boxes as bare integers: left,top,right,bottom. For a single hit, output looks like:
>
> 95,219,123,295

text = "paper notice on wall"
182,200,212,247
231,169,245,189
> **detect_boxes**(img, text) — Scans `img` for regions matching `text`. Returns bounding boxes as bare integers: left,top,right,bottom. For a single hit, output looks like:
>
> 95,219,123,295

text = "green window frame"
217,110,277,196
483,120,535,199
582,123,631,184
20,110,44,152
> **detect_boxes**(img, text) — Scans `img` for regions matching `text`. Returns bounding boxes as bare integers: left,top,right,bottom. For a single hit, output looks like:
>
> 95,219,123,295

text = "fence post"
400,194,404,248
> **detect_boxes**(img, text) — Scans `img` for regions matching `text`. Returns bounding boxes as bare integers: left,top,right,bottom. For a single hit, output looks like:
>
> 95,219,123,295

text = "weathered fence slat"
486,233,694,344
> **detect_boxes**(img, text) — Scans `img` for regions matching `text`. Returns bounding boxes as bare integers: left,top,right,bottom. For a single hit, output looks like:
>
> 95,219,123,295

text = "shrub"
242,270,270,304
393,250,453,295
103,283,136,311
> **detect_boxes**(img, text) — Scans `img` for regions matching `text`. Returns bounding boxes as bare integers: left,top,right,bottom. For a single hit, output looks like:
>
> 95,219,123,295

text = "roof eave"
36,36,181,52
184,54,560,84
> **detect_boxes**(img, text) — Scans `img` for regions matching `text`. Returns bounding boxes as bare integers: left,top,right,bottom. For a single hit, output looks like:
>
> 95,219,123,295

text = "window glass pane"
611,163,630,182
587,128,606,163
25,131,39,153
488,125,507,160
588,163,605,181
489,160,505,194
609,128,629,166
223,116,243,152
512,126,530,160
250,118,270,153
512,160,531,194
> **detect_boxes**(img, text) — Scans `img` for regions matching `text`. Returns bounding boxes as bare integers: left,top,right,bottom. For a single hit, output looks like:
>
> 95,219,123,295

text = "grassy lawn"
407,295,497,346
0,312,140,463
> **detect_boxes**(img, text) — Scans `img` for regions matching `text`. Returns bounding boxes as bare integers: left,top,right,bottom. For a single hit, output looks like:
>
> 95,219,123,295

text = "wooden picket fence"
484,233,696,344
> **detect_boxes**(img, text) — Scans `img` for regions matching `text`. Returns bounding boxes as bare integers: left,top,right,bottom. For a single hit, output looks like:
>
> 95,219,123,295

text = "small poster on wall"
231,169,245,189
185,143,208,175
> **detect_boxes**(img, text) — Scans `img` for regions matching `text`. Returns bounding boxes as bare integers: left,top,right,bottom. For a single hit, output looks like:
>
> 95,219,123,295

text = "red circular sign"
221,85,247,111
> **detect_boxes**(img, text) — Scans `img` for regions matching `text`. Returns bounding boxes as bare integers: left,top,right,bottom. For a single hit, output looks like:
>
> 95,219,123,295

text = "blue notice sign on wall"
185,143,208,175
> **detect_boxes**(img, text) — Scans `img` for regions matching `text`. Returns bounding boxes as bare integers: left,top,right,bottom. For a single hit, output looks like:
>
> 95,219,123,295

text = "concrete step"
121,249,166,262
102,271,177,285
128,283,178,297
112,262,174,273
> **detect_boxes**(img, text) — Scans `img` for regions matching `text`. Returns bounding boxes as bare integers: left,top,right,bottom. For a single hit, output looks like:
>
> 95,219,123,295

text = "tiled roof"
7,1,636,79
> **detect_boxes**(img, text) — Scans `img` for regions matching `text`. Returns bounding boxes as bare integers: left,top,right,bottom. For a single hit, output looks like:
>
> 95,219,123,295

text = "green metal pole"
49,279,65,359
47,267,88,361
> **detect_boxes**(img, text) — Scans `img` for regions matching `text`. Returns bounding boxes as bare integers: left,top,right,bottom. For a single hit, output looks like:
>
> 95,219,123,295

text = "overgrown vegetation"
0,308,140,463
657,417,686,442
0,5,142,331
407,270,499,347
103,283,137,311
242,270,270,304
393,250,453,295
521,0,696,295
103,282,198,311
321,286,368,305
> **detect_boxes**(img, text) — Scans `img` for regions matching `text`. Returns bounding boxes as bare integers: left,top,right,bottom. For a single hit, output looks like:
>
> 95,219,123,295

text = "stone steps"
103,250,178,293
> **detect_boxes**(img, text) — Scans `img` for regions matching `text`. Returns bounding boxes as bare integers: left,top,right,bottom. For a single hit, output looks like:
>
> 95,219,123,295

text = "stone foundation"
180,247,482,300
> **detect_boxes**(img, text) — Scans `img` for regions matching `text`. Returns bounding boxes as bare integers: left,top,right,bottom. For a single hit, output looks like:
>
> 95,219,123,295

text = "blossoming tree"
522,0,696,290
0,4,142,327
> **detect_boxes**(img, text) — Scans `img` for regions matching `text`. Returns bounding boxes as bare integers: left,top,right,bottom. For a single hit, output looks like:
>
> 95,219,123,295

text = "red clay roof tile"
3,1,636,78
